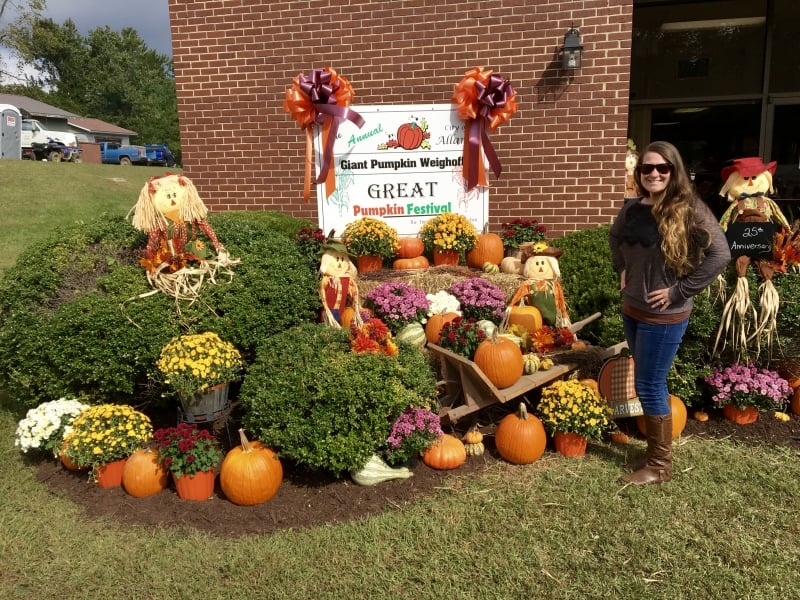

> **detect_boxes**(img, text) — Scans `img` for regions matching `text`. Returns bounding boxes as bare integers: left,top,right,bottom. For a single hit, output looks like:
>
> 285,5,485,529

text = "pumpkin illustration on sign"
379,117,431,151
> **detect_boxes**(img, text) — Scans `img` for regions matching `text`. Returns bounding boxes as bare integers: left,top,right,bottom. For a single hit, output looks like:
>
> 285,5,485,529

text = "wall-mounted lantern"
560,25,583,70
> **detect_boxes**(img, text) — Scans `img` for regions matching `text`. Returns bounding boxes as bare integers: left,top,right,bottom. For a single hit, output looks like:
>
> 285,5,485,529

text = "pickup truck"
21,119,82,162
145,144,176,167
99,141,150,166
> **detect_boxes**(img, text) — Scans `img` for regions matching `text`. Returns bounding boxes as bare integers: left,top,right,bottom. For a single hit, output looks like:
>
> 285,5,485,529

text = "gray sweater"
609,197,731,315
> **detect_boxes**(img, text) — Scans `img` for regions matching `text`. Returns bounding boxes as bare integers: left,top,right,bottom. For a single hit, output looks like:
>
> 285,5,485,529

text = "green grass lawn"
0,160,174,276
2,162,800,599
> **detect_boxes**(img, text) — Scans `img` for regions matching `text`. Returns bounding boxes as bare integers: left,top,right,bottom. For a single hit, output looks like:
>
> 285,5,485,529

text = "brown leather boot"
619,414,672,485
624,453,647,473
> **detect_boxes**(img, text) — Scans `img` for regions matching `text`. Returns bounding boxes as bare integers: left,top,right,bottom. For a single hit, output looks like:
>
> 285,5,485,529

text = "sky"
1,0,172,80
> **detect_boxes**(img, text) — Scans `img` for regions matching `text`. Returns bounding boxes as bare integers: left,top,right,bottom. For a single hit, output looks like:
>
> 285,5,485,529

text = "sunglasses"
637,162,673,175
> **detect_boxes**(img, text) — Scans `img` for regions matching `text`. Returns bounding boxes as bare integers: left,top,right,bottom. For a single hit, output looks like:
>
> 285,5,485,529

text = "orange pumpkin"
636,394,687,440
58,440,87,472
396,236,425,259
122,449,168,498
693,410,710,422
494,402,547,464
463,427,484,445
422,434,466,470
610,430,630,444
220,429,283,506
580,378,599,394
791,387,800,416
425,312,459,344
507,304,543,334
466,227,504,268
341,307,372,329
474,330,524,389
393,256,429,270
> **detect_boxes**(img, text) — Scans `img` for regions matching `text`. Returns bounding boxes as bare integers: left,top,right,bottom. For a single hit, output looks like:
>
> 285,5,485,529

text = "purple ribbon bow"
299,68,364,186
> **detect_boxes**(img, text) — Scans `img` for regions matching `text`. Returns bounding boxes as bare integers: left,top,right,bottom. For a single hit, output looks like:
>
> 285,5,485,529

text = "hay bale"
355,266,524,299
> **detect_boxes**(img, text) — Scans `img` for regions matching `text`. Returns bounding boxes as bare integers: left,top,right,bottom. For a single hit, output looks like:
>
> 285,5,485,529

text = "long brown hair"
633,141,711,277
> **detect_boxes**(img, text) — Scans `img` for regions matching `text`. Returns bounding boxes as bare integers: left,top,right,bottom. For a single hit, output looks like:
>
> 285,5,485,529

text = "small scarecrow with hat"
318,239,363,328
507,242,572,328
130,173,238,302
624,139,640,198
714,157,791,356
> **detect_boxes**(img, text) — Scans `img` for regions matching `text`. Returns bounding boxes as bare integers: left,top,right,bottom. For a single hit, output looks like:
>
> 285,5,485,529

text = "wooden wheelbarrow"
428,312,622,424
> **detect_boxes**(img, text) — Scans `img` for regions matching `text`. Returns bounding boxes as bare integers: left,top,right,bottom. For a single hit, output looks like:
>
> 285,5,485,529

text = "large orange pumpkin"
636,394,687,440
422,434,466,470
466,227,504,268
220,429,283,506
425,312,459,344
474,331,524,389
494,402,547,464
507,304,543,335
393,256,429,270
122,449,169,498
396,236,425,259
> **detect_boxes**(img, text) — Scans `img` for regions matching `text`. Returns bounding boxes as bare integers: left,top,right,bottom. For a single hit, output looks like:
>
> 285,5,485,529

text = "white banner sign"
315,104,488,237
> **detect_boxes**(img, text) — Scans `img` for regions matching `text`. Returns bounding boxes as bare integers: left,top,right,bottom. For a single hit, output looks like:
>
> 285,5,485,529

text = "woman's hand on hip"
647,288,671,311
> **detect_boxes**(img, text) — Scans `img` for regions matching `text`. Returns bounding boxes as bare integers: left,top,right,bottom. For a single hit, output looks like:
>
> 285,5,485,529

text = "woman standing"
609,141,731,485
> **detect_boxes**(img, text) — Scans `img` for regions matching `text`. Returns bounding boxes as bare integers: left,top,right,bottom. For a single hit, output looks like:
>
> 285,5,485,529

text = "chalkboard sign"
725,222,776,258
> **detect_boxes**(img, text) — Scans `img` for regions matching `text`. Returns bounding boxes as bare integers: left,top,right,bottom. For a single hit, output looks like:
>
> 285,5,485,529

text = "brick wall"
168,0,633,238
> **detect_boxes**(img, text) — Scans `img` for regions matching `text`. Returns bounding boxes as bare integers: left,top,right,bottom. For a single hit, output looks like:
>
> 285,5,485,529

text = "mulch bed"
34,405,800,538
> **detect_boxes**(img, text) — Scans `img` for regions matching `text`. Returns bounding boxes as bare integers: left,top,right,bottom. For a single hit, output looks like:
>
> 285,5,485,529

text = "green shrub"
553,225,622,346
0,212,320,412
240,323,437,476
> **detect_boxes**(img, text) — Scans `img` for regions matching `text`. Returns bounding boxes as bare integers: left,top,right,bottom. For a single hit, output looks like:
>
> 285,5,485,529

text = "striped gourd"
396,322,426,348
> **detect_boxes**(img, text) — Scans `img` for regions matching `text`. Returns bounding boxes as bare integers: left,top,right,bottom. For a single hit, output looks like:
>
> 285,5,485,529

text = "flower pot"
723,404,759,425
553,432,588,457
356,254,383,273
433,248,460,266
179,383,230,423
95,457,128,488
173,469,216,501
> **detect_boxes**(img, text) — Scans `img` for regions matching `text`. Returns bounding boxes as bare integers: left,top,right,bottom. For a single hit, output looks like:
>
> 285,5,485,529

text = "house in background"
0,93,138,145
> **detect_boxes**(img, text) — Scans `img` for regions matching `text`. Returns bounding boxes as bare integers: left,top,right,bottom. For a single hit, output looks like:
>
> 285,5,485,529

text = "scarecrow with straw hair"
130,173,238,302
714,157,791,357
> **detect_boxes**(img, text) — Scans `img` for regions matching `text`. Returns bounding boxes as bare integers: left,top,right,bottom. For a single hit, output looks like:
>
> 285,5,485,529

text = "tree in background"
0,9,179,161
0,0,45,82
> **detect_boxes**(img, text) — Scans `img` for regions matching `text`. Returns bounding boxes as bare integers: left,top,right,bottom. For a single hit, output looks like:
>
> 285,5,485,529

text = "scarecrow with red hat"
714,157,791,357
507,242,572,328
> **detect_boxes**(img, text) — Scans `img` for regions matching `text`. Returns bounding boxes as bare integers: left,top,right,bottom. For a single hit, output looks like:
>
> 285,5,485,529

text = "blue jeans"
622,314,689,416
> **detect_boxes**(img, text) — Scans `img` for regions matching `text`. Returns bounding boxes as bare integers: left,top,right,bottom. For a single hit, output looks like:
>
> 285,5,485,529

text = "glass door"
768,102,800,206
